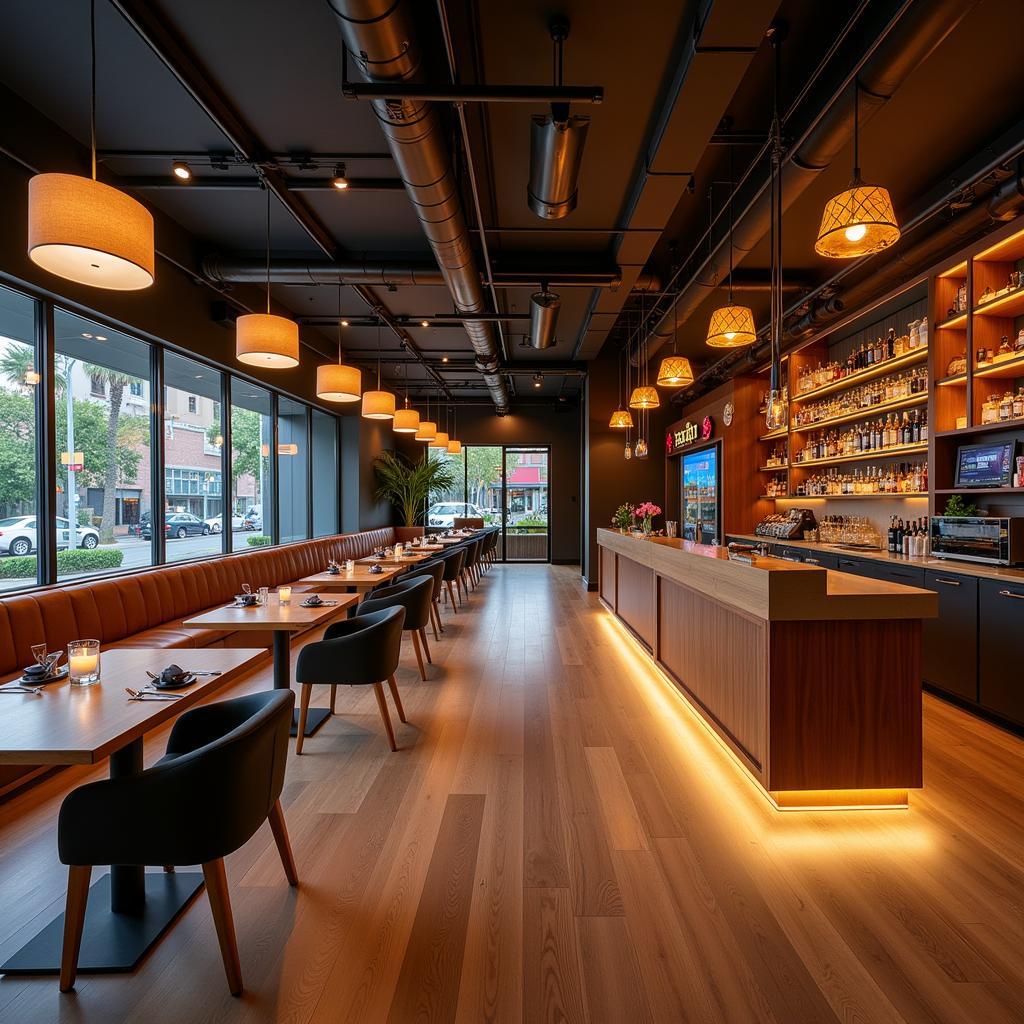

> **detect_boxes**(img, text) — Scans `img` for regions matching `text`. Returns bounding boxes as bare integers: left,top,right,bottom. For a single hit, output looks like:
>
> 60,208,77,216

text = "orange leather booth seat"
453,517,485,530
0,527,399,677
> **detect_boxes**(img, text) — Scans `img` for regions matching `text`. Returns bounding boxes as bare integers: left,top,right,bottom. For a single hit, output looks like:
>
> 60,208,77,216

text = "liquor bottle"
896,518,905,553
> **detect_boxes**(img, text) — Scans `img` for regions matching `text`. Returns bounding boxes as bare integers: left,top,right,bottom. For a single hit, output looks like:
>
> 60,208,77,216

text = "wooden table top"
0,647,266,765
356,551,434,566
182,593,358,631
299,566,405,590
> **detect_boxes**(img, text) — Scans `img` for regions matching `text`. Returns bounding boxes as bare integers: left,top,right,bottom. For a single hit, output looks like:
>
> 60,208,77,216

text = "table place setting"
1,643,73,694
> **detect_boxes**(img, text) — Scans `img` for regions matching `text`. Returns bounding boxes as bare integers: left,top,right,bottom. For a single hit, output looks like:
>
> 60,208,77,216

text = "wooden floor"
1,563,1023,1023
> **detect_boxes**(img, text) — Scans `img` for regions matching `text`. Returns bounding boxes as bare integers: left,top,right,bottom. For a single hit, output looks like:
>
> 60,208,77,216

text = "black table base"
0,870,204,975
273,623,333,737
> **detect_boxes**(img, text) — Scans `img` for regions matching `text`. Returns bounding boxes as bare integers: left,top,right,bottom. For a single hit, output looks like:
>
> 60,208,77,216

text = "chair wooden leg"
330,683,337,714
296,684,311,754
267,799,298,886
59,864,92,992
430,602,441,640
445,580,459,612
386,673,407,722
419,627,432,664
372,681,398,750
203,859,243,997
411,629,428,680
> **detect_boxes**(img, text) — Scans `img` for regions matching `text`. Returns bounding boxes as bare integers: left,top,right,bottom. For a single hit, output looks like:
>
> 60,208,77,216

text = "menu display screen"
954,442,1014,488
682,443,720,544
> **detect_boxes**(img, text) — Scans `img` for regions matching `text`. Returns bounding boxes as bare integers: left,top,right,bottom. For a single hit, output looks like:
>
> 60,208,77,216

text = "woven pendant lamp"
628,385,659,410
657,303,694,385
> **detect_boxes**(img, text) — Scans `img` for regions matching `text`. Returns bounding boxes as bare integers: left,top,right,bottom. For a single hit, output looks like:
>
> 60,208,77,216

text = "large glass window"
312,409,338,537
54,310,152,582
0,285,41,591
427,446,466,526
278,397,309,544
164,352,224,561
229,380,273,550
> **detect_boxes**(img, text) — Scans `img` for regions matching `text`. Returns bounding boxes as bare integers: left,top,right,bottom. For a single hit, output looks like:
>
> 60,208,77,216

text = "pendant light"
707,148,756,348
415,391,436,442
657,295,694,386
429,402,450,450
28,0,154,290
623,344,634,459
392,363,420,432
628,299,660,409
815,78,900,259
764,32,788,432
237,187,299,368
609,347,635,428
446,404,462,454
316,283,361,401
361,321,396,419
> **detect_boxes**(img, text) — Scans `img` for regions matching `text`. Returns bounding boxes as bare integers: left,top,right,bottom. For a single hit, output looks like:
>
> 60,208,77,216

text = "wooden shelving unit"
763,492,927,501
758,463,788,472
974,353,1024,380
934,487,1024,495
789,346,927,404
791,441,928,470
789,392,926,434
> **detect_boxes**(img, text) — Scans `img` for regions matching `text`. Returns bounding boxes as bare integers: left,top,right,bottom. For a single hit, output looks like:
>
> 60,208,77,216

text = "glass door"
503,447,549,562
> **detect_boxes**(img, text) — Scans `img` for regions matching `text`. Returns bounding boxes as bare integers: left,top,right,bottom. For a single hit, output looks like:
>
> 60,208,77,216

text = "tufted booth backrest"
0,527,398,676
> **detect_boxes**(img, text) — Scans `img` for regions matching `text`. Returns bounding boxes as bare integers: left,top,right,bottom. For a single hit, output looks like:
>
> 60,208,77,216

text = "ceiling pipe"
529,289,561,349
635,0,979,365
327,0,509,413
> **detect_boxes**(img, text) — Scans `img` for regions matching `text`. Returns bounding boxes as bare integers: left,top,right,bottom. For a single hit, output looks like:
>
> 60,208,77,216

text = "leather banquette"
0,528,405,678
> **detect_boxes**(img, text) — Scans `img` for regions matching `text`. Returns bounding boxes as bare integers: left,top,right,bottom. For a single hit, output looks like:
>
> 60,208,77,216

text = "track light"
533,373,543,388
331,163,349,190
340,319,349,327
420,320,430,328
172,160,192,182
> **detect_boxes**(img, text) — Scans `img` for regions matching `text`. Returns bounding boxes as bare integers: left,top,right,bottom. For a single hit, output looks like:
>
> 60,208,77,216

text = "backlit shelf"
973,287,1024,319
781,492,928,500
758,464,788,472
935,421,1024,439
790,441,928,470
934,487,1024,495
936,311,968,330
936,372,967,387
758,494,790,500
791,347,928,404
974,353,1024,380
789,393,927,434
758,427,789,442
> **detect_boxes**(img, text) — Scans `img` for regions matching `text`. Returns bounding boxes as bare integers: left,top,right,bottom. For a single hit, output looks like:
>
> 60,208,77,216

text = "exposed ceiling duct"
529,289,560,349
327,0,509,412
636,0,980,366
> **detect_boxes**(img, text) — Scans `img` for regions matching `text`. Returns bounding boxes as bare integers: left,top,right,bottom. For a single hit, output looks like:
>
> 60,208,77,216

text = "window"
0,285,40,591
164,352,224,561
312,409,339,537
278,397,309,544
55,309,152,582
129,381,143,397
229,379,273,550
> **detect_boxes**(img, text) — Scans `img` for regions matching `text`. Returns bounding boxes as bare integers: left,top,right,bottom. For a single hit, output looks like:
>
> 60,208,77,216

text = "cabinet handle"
805,558,820,564
998,589,1024,599
934,578,961,586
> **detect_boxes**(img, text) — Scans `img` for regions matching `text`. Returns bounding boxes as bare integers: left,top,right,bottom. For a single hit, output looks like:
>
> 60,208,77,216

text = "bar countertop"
597,528,937,622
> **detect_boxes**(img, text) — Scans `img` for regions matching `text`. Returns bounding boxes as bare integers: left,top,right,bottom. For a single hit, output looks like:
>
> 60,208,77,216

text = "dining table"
181,592,358,737
0,647,265,976
355,549,435,567
297,563,406,594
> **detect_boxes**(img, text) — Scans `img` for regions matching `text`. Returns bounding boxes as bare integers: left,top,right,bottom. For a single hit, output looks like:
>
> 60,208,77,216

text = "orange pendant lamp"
317,287,361,401
361,322,395,419
27,1,153,291
628,385,659,410
609,347,635,427
392,368,421,432
815,79,900,259
237,188,299,369
657,309,694,386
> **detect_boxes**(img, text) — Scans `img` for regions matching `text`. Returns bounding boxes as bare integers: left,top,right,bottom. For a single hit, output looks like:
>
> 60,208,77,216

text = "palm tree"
373,450,455,527
0,345,66,392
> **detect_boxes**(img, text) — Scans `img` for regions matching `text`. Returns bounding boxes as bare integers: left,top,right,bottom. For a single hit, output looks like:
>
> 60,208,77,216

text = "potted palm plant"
373,451,455,537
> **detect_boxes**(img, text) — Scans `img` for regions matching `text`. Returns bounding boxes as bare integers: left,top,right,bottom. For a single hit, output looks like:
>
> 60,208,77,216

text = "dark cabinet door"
800,550,839,570
979,579,1024,724
870,563,925,587
836,556,875,578
922,570,978,701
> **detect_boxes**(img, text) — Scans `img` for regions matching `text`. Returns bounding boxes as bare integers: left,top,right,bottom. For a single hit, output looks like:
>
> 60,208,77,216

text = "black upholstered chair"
57,689,297,996
294,606,406,753
440,548,466,612
357,574,434,680
462,538,482,592
410,559,445,639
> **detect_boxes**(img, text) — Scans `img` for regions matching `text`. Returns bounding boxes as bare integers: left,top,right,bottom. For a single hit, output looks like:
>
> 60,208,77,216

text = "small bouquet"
634,501,662,534
611,503,635,531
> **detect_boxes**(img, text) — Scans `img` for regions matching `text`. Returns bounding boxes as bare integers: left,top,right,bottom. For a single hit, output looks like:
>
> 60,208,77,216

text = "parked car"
242,512,263,532
427,502,486,528
205,514,245,533
0,515,100,556
142,512,211,540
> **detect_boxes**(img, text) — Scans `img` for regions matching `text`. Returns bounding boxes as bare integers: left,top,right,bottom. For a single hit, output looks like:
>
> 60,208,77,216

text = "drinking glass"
258,586,269,606
345,559,354,572
68,639,101,686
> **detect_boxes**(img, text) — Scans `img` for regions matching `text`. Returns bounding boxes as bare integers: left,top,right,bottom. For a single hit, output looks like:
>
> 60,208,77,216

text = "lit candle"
69,653,97,675
278,586,292,605
67,639,100,686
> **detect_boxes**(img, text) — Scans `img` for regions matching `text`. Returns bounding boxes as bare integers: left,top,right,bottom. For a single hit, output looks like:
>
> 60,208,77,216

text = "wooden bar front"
597,529,937,808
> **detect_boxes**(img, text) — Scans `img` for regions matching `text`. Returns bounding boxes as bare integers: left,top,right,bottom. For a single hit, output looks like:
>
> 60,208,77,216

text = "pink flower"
634,501,661,518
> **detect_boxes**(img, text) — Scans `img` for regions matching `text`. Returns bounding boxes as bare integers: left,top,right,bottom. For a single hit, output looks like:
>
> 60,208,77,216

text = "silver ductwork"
528,113,590,219
327,0,509,411
529,289,560,349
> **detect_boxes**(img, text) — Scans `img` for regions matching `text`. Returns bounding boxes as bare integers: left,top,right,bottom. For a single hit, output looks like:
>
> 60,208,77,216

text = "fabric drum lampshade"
446,439,463,455
361,390,396,419
315,362,361,402
28,173,155,291
415,420,437,442
392,408,421,433
428,431,450,449
236,313,300,368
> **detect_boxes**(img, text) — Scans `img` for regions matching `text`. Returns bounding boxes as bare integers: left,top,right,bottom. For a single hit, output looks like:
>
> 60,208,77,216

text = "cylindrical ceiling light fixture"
529,287,560,349
815,79,900,260
316,286,361,401
415,420,437,442
428,431,450,450
393,405,421,433
446,439,463,455
361,321,395,419
27,2,154,291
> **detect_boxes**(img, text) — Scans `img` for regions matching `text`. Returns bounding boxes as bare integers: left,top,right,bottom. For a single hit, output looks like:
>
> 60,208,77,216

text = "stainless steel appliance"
929,516,1024,566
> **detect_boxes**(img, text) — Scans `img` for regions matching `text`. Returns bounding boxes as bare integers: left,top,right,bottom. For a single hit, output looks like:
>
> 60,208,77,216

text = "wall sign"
665,415,714,456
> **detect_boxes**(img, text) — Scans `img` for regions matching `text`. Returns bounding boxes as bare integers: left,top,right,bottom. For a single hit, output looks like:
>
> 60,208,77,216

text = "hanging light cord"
265,185,272,315
769,34,784,395
89,0,97,180
727,145,734,305
851,76,860,183
337,282,343,364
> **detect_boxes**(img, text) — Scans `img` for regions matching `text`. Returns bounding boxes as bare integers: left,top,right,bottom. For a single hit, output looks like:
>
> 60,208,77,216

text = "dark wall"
583,343,675,586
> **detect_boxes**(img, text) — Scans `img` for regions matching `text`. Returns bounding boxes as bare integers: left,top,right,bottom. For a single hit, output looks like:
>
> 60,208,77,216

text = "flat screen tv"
681,443,720,544
954,441,1015,488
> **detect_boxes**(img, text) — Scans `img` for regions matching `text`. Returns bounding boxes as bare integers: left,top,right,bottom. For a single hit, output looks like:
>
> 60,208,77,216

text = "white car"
0,515,100,557
427,502,485,528
205,514,246,534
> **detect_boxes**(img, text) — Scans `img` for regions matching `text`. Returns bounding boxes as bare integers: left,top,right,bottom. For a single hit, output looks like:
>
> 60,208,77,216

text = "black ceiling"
0,0,1020,406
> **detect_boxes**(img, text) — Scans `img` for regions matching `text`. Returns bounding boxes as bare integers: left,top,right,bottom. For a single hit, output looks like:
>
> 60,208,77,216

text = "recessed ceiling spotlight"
340,319,349,327
441,355,448,363
95,335,107,341
331,163,349,190
81,332,93,339
420,320,429,328
172,160,192,182
533,373,543,388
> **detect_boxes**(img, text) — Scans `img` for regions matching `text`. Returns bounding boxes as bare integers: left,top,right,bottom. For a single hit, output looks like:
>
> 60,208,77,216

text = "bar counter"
597,528,938,809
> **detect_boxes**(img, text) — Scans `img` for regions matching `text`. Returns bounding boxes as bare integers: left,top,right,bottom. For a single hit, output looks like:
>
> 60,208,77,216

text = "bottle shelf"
934,487,1024,495
791,441,928,470
936,372,967,387
789,393,927,434
783,492,928,501
758,427,789,442
935,420,1024,439
758,494,790,500
974,285,1024,319
758,463,788,472
973,353,1024,380
936,311,968,330
791,347,928,404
